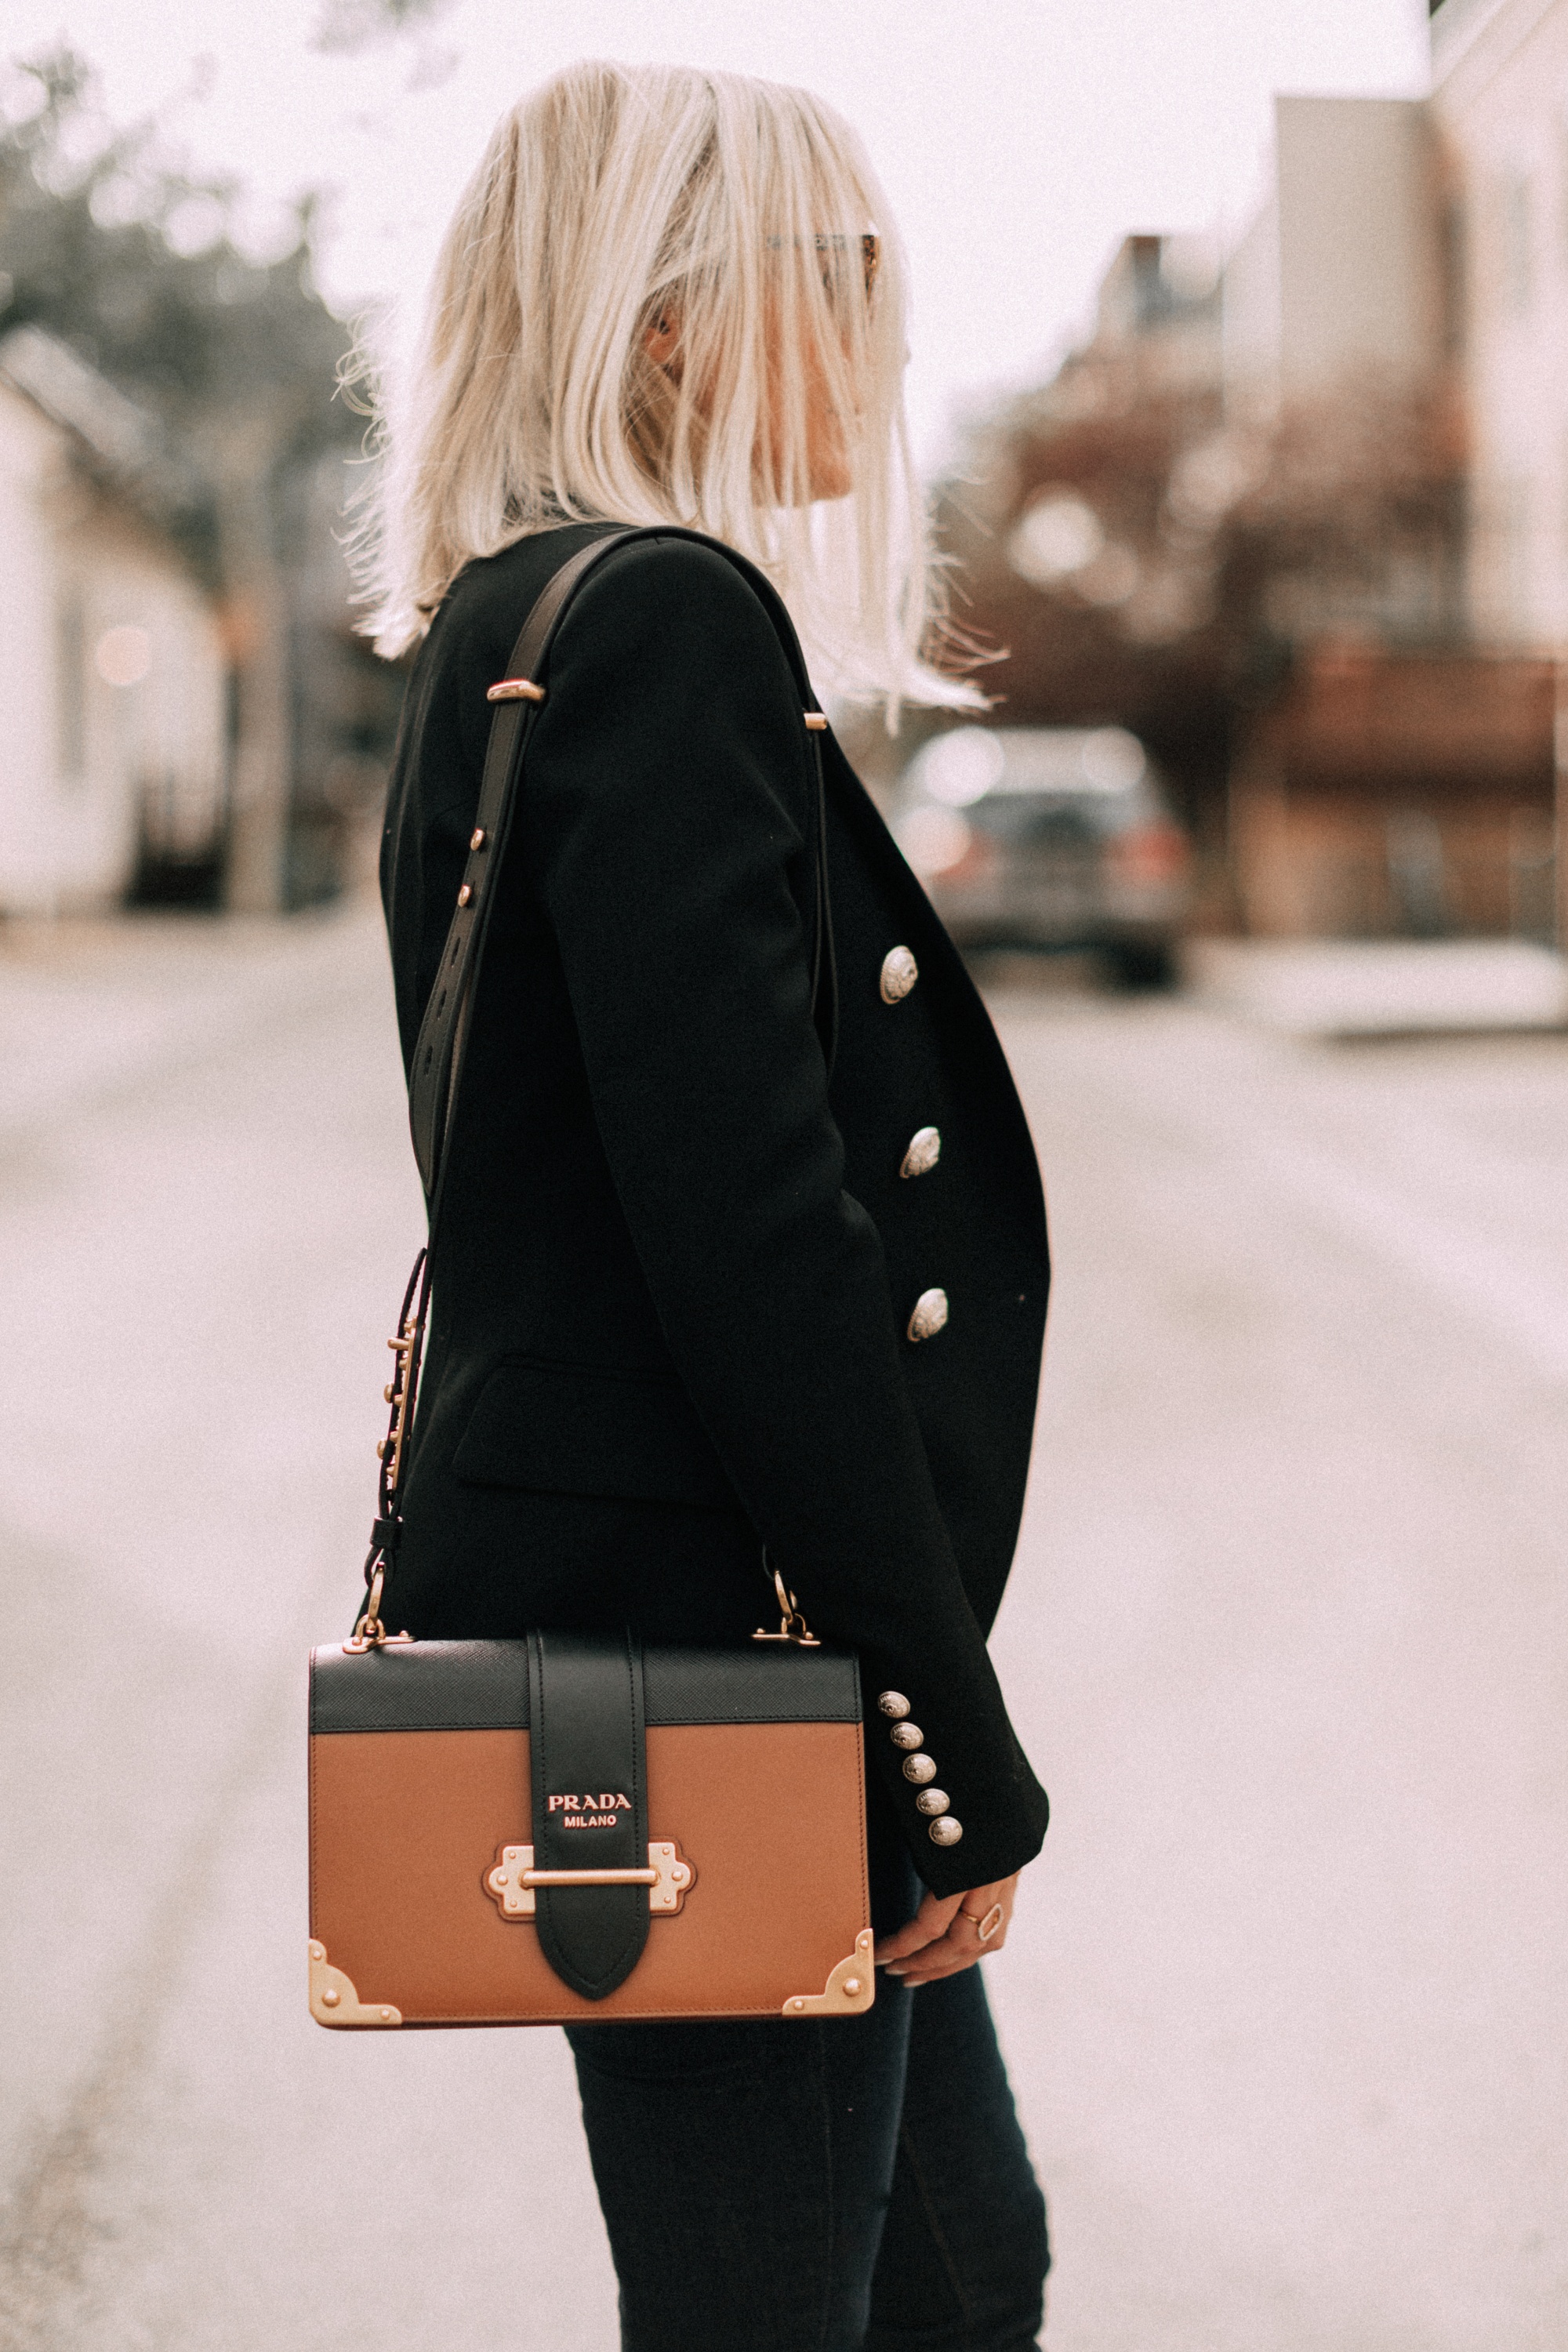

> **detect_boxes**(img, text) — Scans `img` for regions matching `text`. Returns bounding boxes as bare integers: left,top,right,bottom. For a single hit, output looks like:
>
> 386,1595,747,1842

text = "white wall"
0,384,225,913
1432,0,1568,646
0,385,64,910
1224,96,1443,408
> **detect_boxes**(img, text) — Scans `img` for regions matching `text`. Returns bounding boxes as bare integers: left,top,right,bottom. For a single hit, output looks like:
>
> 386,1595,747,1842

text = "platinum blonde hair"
356,60,969,716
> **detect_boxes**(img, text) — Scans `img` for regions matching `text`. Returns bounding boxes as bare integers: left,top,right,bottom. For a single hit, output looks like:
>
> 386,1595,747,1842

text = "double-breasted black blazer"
379,523,1050,1895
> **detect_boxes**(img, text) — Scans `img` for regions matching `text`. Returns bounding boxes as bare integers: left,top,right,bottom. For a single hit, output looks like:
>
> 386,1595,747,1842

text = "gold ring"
960,1902,1004,1944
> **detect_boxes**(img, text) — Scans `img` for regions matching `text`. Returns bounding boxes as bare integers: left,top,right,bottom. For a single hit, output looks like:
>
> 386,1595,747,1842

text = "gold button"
914,1788,950,1817
902,1753,938,1785
900,1126,941,1180
907,1288,949,1343
880,946,918,1004
877,1691,911,1720
890,1722,924,1751
928,1816,963,1847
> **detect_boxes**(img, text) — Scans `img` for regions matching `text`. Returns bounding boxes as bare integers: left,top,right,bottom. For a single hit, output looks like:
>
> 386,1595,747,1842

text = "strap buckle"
753,1555,821,1646
344,1562,412,1653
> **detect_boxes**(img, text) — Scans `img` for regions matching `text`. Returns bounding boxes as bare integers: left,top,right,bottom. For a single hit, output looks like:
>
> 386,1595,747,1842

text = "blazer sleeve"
516,538,1048,1895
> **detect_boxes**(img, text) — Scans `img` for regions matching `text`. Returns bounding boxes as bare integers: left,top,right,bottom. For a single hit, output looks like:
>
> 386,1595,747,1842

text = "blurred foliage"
0,49,403,910
927,345,1466,855
312,0,459,50
0,46,358,580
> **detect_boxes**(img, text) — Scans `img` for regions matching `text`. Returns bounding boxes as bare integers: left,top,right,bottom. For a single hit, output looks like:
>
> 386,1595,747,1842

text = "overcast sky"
4,0,1431,462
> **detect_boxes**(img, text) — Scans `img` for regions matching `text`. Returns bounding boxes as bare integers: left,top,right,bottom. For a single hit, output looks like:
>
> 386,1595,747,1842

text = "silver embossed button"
902,1753,938,1785
889,1722,924,1751
877,1691,911,1721
928,1816,964,1847
880,946,918,1004
900,1126,942,1180
906,1288,949,1344
914,1788,950,1817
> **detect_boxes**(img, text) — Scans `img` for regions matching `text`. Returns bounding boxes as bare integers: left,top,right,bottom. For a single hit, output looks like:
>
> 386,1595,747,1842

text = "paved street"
2,906,1566,2351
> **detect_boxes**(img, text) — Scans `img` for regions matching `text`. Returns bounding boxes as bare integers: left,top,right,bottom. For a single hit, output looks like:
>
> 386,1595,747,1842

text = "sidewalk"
1185,936,1568,1038
0,904,390,1140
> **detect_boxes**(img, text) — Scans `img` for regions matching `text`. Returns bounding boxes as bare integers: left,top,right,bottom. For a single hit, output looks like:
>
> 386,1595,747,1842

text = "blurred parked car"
890,724,1192,985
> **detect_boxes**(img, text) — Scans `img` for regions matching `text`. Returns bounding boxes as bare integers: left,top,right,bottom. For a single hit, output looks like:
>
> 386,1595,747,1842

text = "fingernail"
883,1965,906,1977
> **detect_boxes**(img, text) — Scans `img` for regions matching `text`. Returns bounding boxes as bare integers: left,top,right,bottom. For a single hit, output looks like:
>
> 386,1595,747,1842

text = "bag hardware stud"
470,828,488,851
457,884,474,906
486,677,546,702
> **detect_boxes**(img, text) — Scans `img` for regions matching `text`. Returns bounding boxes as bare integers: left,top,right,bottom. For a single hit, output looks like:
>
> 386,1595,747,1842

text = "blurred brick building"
933,16,1568,943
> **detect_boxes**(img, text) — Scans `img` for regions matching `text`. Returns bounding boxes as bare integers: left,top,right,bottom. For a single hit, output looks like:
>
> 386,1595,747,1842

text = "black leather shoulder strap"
408,524,836,1215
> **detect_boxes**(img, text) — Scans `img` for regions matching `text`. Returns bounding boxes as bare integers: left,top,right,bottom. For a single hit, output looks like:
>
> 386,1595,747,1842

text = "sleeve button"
902,1753,938,1785
889,1722,924,1751
877,1691,911,1720
927,1816,964,1847
914,1788,950,1816
880,946,918,1003
907,1288,949,1343
900,1127,942,1180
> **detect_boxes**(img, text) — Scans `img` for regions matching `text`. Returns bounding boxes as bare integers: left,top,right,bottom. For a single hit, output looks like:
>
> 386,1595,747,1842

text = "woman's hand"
873,1873,1019,1987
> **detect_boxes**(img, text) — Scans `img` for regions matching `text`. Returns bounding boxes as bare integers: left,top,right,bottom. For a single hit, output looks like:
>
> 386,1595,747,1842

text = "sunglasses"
768,233,881,299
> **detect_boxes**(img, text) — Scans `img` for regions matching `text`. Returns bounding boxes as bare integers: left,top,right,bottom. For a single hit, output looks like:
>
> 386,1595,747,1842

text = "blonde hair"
354,60,967,716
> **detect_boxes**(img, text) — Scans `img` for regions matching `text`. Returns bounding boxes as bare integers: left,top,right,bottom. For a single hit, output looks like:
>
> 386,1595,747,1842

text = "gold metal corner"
782,1929,876,2018
309,1939,402,2028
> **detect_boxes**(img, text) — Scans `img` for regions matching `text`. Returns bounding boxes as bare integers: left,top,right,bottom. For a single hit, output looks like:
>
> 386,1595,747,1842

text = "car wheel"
1103,942,1177,992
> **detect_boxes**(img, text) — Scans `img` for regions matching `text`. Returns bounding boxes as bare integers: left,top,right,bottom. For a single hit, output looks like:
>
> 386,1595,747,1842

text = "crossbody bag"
307,528,873,2028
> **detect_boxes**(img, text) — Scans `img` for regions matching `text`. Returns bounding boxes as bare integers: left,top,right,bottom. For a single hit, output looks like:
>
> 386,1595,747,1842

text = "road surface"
2,908,1565,2350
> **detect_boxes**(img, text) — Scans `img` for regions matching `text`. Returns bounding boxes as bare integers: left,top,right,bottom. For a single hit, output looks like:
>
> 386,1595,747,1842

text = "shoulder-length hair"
354,60,969,717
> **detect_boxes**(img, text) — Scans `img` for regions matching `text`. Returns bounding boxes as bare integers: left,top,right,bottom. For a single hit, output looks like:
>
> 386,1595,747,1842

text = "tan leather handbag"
308,531,871,2031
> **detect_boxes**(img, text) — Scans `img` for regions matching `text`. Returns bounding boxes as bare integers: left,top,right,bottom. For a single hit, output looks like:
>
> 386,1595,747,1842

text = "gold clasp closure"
485,1840,694,1918
753,1559,821,1646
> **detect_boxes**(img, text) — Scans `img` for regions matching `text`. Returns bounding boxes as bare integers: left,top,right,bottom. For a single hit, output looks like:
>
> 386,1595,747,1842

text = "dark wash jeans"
565,1846,1048,2352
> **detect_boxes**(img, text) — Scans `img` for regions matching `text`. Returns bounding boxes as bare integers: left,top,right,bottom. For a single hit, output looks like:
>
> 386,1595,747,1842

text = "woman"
365,60,1051,2352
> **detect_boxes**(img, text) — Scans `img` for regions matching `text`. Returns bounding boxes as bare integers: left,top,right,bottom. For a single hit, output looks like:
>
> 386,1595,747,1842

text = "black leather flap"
311,1638,861,1734
528,1630,650,1999
451,1359,741,1509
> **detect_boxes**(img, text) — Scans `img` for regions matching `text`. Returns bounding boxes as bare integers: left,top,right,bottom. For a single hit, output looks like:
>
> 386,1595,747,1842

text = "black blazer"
380,524,1050,1895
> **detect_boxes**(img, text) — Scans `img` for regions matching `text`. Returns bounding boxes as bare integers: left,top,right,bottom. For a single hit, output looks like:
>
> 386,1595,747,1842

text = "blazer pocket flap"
452,1360,741,1510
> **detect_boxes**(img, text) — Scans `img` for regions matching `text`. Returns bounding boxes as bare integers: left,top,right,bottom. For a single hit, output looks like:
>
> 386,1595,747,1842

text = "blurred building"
1222,97,1446,410
1092,233,1221,392
928,48,1568,946
0,327,226,915
1431,0,1568,648
1214,73,1563,939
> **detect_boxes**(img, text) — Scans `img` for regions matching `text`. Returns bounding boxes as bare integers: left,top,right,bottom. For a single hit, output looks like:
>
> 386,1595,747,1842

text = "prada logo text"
548,1792,632,1829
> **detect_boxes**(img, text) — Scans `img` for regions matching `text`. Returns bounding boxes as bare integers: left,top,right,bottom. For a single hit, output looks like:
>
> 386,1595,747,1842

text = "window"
55,586,85,786
1501,172,1533,317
